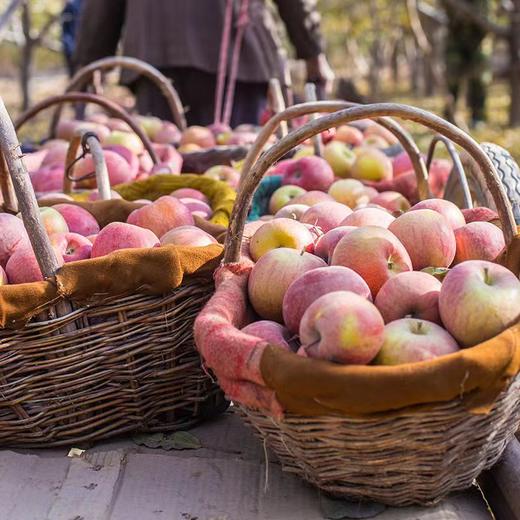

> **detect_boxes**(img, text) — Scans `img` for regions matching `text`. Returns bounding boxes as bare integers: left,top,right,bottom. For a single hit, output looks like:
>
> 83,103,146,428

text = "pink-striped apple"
300,201,352,232
241,320,296,352
341,207,395,228
454,222,505,263
371,191,411,213
410,198,465,230
282,155,335,192
292,190,334,207
91,222,160,258
0,214,30,267
53,204,100,236
334,125,364,146
160,225,217,247
274,204,310,220
462,207,499,224
314,226,356,261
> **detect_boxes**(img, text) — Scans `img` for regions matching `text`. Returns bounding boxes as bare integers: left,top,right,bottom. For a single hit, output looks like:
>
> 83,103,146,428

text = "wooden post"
304,83,323,158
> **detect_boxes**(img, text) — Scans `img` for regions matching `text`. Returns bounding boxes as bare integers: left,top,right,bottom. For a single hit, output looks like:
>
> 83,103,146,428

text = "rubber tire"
443,142,520,224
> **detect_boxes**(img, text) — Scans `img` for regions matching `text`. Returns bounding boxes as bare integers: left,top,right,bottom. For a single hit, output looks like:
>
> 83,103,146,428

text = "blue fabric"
61,0,83,57
247,175,283,221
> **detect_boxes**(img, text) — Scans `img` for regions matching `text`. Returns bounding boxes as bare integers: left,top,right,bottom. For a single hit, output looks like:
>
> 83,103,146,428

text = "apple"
241,320,296,352
299,291,384,364
248,247,326,322
56,120,110,141
248,218,314,261
203,165,240,189
102,144,139,177
6,243,64,284
331,226,412,296
74,149,135,185
351,148,393,182
91,222,160,258
374,318,459,365
341,207,395,228
271,159,296,176
41,141,68,168
50,232,92,262
334,125,364,147
87,189,123,201
283,266,372,334
314,226,356,261
170,188,209,203
39,207,69,236
453,222,505,263
392,151,414,177
281,156,335,192
135,115,164,140
371,191,411,213
462,207,499,224
428,159,452,198
323,141,356,178
274,204,310,221
328,178,370,208
178,143,202,153
127,195,194,237
375,271,442,324
102,130,144,155
30,165,65,193
410,198,465,230
293,146,314,159
180,126,216,148
153,121,182,145
53,203,100,236
179,197,213,219
363,135,390,149
0,214,30,267
268,185,306,214
389,209,456,270
160,225,217,247
300,201,352,233
86,112,110,125
37,192,74,202
292,190,334,207
439,260,520,346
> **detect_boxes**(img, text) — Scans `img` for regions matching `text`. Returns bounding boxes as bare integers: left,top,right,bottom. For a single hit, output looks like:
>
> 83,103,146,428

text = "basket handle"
51,56,187,133
224,102,517,264
0,153,18,212
63,131,111,198
238,100,429,199
15,92,159,165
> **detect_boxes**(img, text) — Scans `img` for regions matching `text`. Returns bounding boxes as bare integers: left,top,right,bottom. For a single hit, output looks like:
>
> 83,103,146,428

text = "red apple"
331,226,412,296
375,271,442,324
314,226,356,261
30,165,64,193
462,207,499,224
153,122,182,145
160,225,217,247
180,126,216,148
341,207,395,228
53,203,100,237
439,260,520,346
300,201,352,233
299,291,384,364
241,320,296,352
282,155,335,192
6,243,64,284
91,222,160,258
334,125,364,147
51,232,93,262
410,198,465,230
454,222,505,263
0,214,30,267
374,318,459,365
274,204,309,220
389,209,456,270
371,191,411,213
102,144,139,177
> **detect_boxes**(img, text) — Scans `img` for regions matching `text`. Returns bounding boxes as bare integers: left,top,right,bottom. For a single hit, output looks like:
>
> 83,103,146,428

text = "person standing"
73,0,334,128
442,0,491,128
61,0,83,78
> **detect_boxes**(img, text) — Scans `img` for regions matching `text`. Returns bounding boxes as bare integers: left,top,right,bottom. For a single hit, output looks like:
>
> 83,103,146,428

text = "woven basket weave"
210,101,520,506
0,99,226,448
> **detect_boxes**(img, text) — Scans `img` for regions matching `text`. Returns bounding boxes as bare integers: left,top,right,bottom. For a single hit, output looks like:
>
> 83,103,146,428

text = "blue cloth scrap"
247,175,283,221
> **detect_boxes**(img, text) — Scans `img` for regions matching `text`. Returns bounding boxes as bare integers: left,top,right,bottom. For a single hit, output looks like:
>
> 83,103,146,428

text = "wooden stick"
85,134,111,200
268,79,288,138
304,83,323,158
0,152,18,212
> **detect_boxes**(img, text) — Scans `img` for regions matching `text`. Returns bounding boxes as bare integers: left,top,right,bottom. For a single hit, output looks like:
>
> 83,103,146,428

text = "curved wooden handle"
224,102,517,264
14,92,159,165
238,100,429,200
51,56,187,133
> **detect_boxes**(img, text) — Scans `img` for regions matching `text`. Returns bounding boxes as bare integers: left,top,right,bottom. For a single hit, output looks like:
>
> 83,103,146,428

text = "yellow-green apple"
300,201,352,232
103,130,144,155
127,195,194,237
103,144,139,177
462,207,499,224
363,135,389,148
292,190,334,207
371,191,411,213
50,232,92,262
281,156,335,192
135,115,163,139
274,204,310,220
331,226,412,296
323,141,356,178
410,198,465,230
170,188,209,203
248,218,314,261
334,125,364,146
268,185,306,214
153,121,182,145
299,290,384,364
453,222,505,263
0,214,30,267
374,271,442,324
241,320,296,352
180,126,216,148
203,165,240,189
374,318,459,365
293,145,314,159
283,266,372,334
351,148,393,182
328,178,370,208
30,165,65,193
74,149,135,185
5,243,64,283
439,260,520,346
364,124,398,145
341,207,395,228
0,265,7,285
53,204,100,236
87,189,123,201
314,226,356,261
39,207,69,236
389,209,456,269
248,247,326,322
160,225,217,247
91,222,160,258
179,197,213,219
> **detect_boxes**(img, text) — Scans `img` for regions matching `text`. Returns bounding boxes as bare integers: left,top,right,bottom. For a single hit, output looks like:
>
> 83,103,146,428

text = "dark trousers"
131,66,268,128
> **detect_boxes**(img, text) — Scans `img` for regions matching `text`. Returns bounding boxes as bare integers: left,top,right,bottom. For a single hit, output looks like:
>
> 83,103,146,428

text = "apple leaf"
133,431,202,450
319,494,386,519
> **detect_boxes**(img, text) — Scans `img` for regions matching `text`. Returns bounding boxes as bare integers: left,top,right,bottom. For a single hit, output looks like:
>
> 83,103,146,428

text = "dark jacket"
74,0,324,83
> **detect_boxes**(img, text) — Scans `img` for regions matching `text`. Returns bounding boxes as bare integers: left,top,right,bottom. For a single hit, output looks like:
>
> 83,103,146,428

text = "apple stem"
484,267,492,285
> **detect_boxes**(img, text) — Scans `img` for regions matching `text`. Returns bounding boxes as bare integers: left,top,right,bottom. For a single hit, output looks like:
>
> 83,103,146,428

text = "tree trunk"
20,2,33,112
509,2,520,126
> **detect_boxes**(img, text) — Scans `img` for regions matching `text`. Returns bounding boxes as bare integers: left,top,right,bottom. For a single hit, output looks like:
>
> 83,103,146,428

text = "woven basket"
0,98,226,448
196,101,520,506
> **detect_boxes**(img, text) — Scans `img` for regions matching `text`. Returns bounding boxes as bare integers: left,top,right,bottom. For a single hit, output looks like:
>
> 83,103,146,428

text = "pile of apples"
241,160,520,365
0,187,218,285
21,113,244,199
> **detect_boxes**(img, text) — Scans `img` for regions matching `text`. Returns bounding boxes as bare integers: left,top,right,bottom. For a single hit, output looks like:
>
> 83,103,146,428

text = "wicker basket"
195,101,520,506
0,98,227,448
